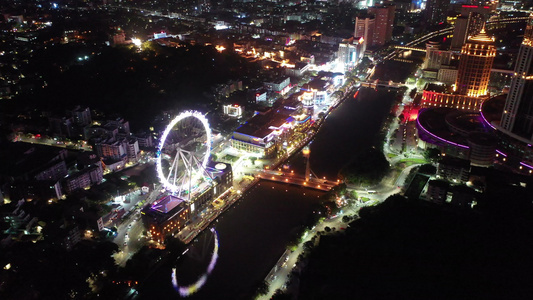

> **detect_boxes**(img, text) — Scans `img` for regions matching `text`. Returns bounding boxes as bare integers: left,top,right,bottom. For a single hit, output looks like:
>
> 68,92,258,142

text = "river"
138,87,399,299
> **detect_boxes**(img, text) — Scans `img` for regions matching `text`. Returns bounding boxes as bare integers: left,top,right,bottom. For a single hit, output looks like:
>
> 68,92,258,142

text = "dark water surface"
309,88,397,178
287,88,398,179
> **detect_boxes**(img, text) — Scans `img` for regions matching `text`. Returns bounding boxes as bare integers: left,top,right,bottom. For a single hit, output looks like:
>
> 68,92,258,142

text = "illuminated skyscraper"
455,27,496,97
500,15,533,141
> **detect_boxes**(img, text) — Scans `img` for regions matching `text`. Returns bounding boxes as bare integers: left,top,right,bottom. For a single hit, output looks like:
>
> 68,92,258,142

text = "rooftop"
480,94,506,126
303,79,329,91
150,194,185,214
468,27,495,44
235,108,293,139
440,156,471,168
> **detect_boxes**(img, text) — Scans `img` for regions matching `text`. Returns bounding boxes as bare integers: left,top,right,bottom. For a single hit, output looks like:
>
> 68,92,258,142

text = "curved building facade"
416,107,496,166
467,132,498,166
481,95,533,174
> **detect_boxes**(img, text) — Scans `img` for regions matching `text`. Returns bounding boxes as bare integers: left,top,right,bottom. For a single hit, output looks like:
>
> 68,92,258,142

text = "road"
13,133,93,151
113,185,164,266
113,212,149,266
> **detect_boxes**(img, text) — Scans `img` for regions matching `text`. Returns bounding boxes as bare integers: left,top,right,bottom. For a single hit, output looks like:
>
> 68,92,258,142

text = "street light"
132,38,142,47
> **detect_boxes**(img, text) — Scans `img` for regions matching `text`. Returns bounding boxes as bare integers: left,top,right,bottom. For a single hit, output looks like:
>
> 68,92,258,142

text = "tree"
303,241,314,251
271,290,293,300
423,148,441,162
341,147,390,186
398,114,405,122
345,77,356,87
165,236,187,256
418,164,437,175
409,88,418,99
257,280,270,295
332,90,343,99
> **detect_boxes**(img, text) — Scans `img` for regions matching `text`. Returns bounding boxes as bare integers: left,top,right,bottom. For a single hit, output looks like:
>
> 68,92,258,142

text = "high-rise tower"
368,4,395,46
455,27,496,97
355,15,375,53
451,10,487,50
500,15,533,141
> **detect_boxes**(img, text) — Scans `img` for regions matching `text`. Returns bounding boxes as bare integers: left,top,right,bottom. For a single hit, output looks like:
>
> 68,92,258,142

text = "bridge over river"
255,170,340,191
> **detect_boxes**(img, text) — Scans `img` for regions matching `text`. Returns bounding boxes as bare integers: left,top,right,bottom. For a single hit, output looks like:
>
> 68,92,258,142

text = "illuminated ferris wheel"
156,111,212,200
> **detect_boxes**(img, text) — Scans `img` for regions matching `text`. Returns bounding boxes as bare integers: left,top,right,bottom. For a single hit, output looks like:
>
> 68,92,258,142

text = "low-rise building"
285,62,310,77
449,185,478,208
142,194,189,243
254,89,268,103
437,156,471,183
231,106,299,157
126,138,141,163
437,67,458,85
223,104,244,118
426,179,449,204
95,138,128,162
421,83,487,112
135,132,154,148
63,165,103,194
264,76,291,95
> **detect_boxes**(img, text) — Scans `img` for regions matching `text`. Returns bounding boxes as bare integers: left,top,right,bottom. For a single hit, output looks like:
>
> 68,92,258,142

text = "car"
128,224,132,229
123,242,127,246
